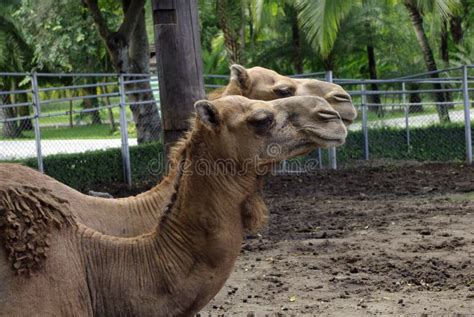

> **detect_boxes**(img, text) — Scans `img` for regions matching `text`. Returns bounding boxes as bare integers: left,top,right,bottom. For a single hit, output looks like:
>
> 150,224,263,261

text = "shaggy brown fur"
0,186,72,275
0,95,347,316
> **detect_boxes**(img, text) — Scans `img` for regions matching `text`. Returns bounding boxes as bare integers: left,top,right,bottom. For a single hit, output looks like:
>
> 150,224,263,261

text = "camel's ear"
194,100,220,130
230,64,250,91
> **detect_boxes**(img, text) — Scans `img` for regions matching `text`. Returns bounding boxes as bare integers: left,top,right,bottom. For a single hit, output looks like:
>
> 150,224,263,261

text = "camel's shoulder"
0,183,73,276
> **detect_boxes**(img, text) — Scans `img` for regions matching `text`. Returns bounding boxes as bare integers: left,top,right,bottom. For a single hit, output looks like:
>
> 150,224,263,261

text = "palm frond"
295,0,353,58
0,3,33,72
415,0,460,19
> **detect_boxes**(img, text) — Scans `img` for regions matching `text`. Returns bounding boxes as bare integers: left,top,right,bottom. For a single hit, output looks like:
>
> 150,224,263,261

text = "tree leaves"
295,0,352,59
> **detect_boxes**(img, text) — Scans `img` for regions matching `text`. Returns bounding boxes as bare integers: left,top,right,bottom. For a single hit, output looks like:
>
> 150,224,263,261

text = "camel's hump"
0,185,72,276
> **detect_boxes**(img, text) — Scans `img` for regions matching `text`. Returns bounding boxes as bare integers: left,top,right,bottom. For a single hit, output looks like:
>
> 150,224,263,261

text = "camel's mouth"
300,126,347,148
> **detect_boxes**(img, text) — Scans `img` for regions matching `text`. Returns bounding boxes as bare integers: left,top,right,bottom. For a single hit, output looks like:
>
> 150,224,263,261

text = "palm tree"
294,0,352,65
403,0,459,123
216,0,244,64
295,0,385,115
0,0,33,138
295,0,459,123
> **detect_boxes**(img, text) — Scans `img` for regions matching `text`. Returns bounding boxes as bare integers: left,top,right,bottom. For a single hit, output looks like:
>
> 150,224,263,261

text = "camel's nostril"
331,93,352,102
317,109,341,121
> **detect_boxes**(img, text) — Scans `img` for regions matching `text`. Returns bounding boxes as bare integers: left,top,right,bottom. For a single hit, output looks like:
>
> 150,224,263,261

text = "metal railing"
334,66,473,166
206,65,473,171
0,65,473,187
0,72,161,187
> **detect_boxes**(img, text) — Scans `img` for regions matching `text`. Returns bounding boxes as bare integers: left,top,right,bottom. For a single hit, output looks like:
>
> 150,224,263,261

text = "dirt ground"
197,162,474,316
111,162,474,316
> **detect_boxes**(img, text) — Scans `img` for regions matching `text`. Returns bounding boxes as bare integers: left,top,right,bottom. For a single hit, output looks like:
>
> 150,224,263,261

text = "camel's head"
211,64,357,126
194,95,347,167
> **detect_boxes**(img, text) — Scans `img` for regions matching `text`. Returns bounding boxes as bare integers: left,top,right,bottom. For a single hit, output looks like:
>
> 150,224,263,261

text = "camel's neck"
80,130,259,316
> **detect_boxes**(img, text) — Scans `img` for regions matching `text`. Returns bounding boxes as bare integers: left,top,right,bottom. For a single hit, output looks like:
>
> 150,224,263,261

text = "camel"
0,95,347,316
1,65,355,239
209,64,357,126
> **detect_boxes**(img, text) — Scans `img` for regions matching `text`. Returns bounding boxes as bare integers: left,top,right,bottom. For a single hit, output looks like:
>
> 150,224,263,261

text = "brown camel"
0,95,347,316
0,65,355,239
209,64,357,126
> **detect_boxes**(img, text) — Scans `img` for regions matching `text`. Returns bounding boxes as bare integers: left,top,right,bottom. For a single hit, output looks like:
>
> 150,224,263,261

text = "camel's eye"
274,87,294,98
248,112,274,132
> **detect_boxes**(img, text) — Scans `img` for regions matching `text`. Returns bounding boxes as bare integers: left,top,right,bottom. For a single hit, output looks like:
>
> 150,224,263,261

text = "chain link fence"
1,66,472,189
0,72,161,188
335,66,473,166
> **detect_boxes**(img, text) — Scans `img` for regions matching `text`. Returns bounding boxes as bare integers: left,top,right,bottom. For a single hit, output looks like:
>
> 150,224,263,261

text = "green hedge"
24,142,164,191
337,122,469,162
21,123,470,191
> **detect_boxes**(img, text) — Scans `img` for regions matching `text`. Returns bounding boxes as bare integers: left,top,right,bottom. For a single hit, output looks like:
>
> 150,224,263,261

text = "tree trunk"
440,20,449,65
128,8,161,143
13,81,33,132
367,44,383,117
1,93,19,138
247,3,255,50
323,51,335,71
404,0,450,123
82,82,102,125
17,105,33,131
450,15,463,44
83,0,162,143
100,85,116,132
440,20,454,109
408,83,424,113
153,0,205,154
287,4,303,74
217,0,242,64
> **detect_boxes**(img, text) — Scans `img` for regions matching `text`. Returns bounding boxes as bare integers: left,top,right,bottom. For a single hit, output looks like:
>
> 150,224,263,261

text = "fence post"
361,83,369,160
31,72,44,173
318,149,323,169
402,82,410,151
325,70,337,169
118,74,132,188
462,66,472,164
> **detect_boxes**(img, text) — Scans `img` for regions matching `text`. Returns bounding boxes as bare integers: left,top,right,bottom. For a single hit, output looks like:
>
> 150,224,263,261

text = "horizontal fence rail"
0,66,472,189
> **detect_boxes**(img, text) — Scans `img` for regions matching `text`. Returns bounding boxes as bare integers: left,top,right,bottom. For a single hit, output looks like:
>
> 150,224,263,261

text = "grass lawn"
352,103,464,123
0,124,136,140
38,96,133,126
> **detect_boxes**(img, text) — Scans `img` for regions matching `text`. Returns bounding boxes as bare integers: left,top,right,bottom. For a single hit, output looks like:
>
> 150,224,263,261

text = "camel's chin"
307,134,346,149
315,139,346,149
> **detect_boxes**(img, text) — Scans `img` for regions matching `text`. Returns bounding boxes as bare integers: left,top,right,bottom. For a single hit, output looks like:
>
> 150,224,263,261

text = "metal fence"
0,66,473,187
0,72,161,187
206,66,473,172
334,65,473,168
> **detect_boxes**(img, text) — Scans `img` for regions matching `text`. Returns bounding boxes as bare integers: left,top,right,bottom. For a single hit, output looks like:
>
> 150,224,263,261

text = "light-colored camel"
0,95,347,316
1,65,355,239
209,64,357,126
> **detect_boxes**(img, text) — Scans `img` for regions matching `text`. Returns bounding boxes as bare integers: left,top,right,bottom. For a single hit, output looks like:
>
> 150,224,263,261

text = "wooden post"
152,0,205,154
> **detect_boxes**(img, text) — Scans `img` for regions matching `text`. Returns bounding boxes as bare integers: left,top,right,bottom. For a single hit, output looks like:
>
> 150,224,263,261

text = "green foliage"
23,142,164,191
13,0,121,72
2,0,471,80
197,0,471,78
295,0,352,59
0,0,32,75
